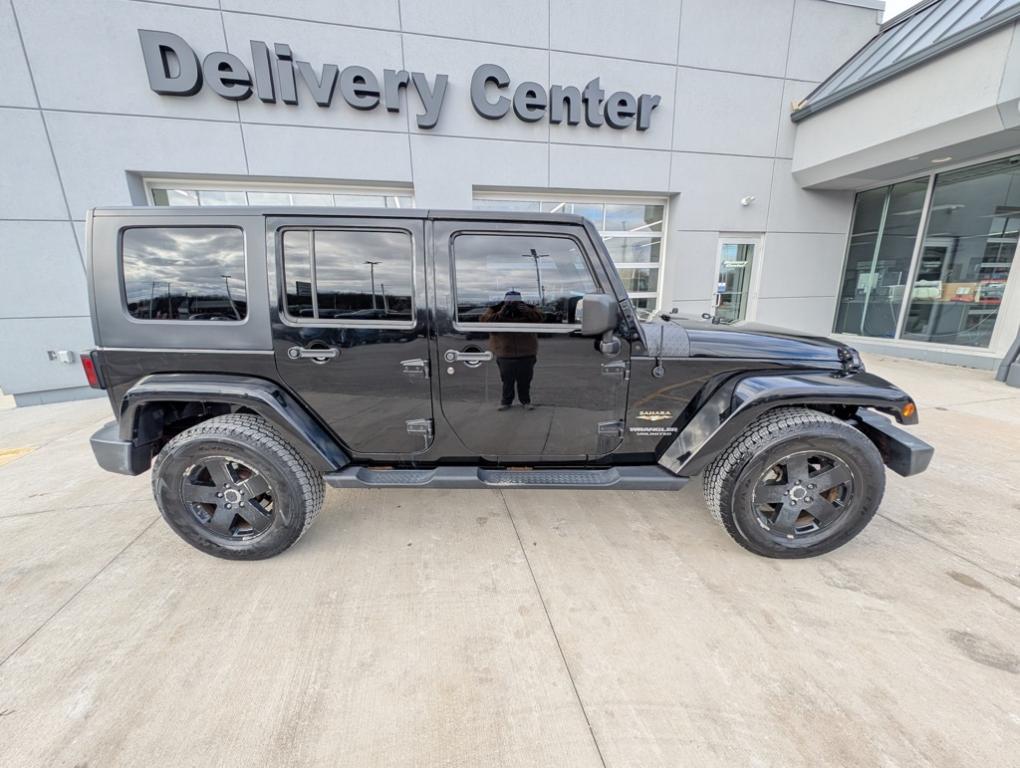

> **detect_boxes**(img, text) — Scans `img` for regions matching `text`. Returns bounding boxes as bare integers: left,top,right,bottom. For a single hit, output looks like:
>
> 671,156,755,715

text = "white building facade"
3,0,1019,404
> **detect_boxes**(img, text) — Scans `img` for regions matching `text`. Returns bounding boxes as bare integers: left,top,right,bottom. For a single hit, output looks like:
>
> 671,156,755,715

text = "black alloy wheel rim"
181,455,278,540
751,450,855,540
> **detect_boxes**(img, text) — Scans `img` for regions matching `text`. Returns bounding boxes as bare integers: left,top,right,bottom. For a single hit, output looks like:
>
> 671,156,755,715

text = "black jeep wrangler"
84,207,932,560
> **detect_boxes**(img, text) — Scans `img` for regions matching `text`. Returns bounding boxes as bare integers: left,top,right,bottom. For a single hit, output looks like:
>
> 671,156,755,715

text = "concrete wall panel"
776,79,814,158
221,0,400,29
677,0,794,78
45,111,247,215
0,317,94,394
411,134,548,208
400,0,547,49
0,108,68,219
754,295,839,334
768,159,852,233
550,0,681,65
673,69,784,157
786,0,880,83
0,0,36,108
668,153,774,231
757,232,846,299
0,221,87,319
243,123,411,182
661,230,719,303
13,0,237,120
549,144,670,193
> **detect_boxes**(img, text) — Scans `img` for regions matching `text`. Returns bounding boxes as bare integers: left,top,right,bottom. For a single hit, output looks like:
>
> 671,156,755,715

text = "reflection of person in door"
482,290,543,411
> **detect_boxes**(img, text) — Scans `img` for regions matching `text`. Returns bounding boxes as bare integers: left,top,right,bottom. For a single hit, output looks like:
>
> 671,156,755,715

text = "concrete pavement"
0,356,1017,767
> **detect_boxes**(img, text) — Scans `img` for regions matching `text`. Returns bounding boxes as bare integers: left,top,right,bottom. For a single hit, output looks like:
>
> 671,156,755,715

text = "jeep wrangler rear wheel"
703,407,885,558
152,414,324,560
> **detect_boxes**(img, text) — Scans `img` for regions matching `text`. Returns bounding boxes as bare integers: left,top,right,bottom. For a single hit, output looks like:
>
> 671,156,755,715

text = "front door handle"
287,345,339,363
444,350,493,364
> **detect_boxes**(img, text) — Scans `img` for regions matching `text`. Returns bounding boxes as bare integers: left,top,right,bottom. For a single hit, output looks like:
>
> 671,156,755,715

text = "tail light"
80,351,103,389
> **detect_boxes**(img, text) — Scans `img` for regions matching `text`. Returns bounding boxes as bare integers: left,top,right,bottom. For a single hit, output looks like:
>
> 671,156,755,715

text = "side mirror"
580,293,618,336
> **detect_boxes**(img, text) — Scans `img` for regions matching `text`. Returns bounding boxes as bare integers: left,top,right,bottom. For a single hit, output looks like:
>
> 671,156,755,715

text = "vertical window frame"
832,176,932,340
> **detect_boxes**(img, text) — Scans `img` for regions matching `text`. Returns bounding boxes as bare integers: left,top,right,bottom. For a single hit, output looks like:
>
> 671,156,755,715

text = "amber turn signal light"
901,402,916,420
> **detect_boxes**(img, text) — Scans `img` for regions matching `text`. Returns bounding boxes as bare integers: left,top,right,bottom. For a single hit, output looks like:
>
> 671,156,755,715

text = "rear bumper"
855,410,933,477
90,421,152,476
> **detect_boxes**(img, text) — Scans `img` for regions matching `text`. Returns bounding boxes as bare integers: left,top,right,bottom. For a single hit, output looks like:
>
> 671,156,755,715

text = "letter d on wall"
139,30,201,96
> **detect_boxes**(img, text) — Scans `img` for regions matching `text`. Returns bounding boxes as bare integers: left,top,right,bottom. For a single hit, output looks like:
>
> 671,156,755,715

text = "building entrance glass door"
716,238,758,323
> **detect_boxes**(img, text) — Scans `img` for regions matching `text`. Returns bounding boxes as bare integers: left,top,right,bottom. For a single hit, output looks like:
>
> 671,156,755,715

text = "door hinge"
400,358,430,379
601,360,630,379
597,420,625,438
406,418,433,440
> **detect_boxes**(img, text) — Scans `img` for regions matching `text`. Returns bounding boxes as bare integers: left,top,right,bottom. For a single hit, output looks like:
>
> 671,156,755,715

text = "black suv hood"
642,317,851,363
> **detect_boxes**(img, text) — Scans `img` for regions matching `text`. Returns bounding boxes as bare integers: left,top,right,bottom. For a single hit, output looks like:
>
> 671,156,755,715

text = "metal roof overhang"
791,12,1020,189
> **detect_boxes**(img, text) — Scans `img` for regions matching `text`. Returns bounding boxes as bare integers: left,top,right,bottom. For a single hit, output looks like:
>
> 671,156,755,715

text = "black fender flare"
658,370,916,476
119,373,350,472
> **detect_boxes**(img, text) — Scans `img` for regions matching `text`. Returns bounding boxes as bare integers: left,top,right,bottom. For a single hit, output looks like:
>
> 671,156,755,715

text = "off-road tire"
152,414,325,560
702,407,885,558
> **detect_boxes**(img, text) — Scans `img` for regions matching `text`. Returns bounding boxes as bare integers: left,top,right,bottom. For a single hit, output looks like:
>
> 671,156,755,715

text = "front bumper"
90,421,152,476
855,409,933,477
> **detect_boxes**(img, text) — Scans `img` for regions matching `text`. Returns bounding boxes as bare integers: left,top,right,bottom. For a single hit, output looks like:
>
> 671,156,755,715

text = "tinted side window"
282,229,414,323
452,234,597,324
121,227,246,321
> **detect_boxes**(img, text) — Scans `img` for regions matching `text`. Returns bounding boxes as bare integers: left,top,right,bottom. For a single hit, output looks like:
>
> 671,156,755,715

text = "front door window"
436,225,627,460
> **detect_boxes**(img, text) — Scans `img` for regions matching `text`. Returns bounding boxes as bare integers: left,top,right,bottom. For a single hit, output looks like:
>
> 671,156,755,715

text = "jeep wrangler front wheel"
703,407,885,558
152,414,325,560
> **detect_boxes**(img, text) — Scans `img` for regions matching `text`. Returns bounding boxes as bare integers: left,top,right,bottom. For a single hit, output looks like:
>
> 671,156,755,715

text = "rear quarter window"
121,226,246,322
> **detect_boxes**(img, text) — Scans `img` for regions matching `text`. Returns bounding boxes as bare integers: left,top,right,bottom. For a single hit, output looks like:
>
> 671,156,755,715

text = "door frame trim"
715,234,762,323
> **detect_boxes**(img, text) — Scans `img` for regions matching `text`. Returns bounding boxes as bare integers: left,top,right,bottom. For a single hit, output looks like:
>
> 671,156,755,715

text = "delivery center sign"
139,30,661,131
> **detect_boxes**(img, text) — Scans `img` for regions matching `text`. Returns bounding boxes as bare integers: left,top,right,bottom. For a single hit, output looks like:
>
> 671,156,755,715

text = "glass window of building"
121,227,246,321
281,229,414,323
835,155,1020,348
901,157,1020,348
451,234,597,325
473,196,664,310
834,179,928,338
150,182,413,210
716,239,758,323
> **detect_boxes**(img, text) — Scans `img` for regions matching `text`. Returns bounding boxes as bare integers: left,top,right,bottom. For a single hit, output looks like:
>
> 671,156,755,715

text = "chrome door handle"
444,350,493,364
288,346,339,363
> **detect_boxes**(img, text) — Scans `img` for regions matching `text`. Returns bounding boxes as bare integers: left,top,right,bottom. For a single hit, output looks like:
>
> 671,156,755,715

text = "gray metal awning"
792,0,1020,122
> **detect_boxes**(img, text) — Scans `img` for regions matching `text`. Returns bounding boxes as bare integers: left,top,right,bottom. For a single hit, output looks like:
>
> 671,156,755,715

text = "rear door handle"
287,346,339,363
444,350,493,364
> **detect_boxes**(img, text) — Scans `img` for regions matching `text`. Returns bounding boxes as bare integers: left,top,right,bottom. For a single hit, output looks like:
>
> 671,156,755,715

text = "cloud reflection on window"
122,227,246,321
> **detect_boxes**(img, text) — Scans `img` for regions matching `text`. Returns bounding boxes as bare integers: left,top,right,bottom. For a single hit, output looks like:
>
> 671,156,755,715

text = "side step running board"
324,465,687,491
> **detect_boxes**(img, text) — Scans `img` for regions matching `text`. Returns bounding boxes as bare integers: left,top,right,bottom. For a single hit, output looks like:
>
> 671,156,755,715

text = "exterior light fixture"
740,195,756,206
930,156,953,164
